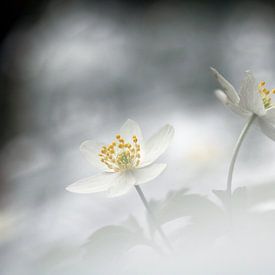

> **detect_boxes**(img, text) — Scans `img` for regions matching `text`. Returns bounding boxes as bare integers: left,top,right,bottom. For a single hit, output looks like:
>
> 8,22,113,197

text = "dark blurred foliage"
1,0,275,147
2,0,275,44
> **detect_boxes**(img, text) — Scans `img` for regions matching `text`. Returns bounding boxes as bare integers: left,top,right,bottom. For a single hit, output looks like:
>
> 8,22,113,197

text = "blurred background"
2,0,275,274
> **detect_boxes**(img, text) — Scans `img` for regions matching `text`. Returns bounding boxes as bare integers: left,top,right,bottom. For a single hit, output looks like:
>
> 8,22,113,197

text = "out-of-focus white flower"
211,67,275,140
66,119,174,197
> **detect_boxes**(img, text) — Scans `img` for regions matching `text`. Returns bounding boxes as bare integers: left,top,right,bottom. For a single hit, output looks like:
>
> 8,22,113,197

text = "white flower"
211,67,275,140
66,119,174,197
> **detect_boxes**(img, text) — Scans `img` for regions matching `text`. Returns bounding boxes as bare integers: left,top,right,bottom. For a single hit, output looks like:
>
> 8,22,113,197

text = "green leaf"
147,188,225,238
83,224,152,272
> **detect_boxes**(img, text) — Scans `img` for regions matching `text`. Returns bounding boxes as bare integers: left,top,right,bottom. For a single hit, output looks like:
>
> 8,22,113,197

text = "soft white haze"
1,1,275,274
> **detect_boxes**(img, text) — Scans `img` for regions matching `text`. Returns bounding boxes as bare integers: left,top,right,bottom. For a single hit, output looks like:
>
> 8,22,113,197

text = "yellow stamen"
99,134,141,172
258,81,275,109
132,136,138,143
263,88,270,95
259,81,266,88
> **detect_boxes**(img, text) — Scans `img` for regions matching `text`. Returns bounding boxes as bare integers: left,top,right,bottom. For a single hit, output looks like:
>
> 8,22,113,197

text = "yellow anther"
263,88,270,95
258,80,275,109
132,136,138,143
99,134,142,172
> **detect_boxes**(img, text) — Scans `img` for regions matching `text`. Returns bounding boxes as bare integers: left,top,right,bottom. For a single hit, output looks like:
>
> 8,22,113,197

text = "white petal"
119,119,143,142
107,171,136,197
141,124,174,167
215,89,251,117
227,102,251,117
66,173,116,194
80,140,110,171
263,107,275,125
215,89,228,104
239,71,265,116
258,118,275,141
132,163,167,185
211,67,240,104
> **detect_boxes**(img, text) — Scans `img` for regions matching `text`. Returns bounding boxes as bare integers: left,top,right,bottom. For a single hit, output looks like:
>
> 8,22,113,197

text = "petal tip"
65,184,76,193
166,123,175,130
210,66,217,72
124,118,138,125
65,181,86,193
123,118,134,124
164,124,175,139
79,140,91,151
215,89,228,104
244,70,254,77
210,67,219,77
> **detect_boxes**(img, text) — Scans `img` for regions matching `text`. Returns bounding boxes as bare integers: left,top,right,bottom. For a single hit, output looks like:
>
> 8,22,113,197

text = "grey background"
1,0,275,274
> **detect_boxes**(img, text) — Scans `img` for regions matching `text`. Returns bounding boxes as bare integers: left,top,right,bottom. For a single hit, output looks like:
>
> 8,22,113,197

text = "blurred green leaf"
83,222,153,273
147,188,225,238
247,182,275,206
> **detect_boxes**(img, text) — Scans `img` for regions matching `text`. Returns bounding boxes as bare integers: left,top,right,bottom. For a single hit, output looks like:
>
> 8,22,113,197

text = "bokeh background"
2,0,275,274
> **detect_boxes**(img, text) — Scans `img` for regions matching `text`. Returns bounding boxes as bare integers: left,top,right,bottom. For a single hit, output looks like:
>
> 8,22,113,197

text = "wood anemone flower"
211,67,275,140
66,119,174,197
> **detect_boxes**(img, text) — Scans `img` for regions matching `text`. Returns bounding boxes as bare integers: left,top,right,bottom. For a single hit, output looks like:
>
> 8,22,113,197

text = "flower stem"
227,114,256,199
134,185,173,252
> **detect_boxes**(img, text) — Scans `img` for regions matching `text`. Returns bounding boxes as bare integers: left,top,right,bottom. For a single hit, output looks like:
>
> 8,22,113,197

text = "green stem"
135,185,173,252
226,114,256,200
